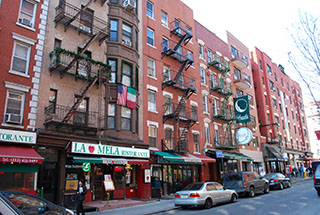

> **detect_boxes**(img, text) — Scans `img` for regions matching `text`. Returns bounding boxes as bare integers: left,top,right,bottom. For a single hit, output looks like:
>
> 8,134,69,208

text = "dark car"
263,173,292,190
223,171,269,197
0,191,74,215
314,165,320,196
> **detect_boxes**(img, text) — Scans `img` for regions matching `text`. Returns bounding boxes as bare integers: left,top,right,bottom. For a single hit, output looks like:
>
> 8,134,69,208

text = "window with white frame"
147,28,154,46
202,95,208,113
148,125,157,147
214,128,219,144
18,0,36,28
204,122,210,144
147,58,156,77
208,49,213,62
148,90,156,112
164,128,172,149
193,133,199,153
4,90,25,124
122,62,132,87
161,11,168,27
191,105,197,121
107,59,117,83
200,69,206,84
162,37,168,52
210,73,216,88
199,44,203,59
146,1,154,18
163,65,170,82
213,98,218,115
11,41,31,75
121,106,131,130
108,103,116,129
122,23,132,47
164,96,172,115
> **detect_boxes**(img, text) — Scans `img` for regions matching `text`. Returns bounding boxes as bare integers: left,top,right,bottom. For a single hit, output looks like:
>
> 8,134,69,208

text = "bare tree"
288,11,320,105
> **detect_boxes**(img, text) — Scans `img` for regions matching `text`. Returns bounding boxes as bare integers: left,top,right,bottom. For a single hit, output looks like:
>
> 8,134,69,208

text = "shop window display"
0,172,35,191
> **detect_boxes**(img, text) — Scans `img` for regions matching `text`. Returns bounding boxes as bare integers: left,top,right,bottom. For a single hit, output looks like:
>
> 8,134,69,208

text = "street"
90,180,319,215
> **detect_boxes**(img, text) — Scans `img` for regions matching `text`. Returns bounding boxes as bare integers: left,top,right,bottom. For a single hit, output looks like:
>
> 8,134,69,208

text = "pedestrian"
76,179,87,215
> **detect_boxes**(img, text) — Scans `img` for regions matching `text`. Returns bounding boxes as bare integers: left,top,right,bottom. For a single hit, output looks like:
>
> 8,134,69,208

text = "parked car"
174,182,238,209
314,165,320,196
263,173,292,190
223,171,269,197
0,191,74,215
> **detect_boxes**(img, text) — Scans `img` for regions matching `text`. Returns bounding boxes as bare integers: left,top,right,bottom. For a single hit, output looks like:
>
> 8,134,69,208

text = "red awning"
0,145,43,164
192,154,216,163
127,159,149,165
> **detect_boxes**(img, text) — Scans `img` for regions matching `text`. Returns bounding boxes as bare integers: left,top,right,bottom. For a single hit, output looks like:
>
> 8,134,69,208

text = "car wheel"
230,194,237,203
287,181,292,188
248,187,255,197
204,198,212,209
279,183,284,190
264,184,270,194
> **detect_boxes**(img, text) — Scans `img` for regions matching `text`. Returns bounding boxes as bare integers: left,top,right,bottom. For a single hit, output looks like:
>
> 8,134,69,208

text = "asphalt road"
153,180,319,215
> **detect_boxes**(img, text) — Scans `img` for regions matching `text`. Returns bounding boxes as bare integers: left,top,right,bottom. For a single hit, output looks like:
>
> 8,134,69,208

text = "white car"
174,182,238,209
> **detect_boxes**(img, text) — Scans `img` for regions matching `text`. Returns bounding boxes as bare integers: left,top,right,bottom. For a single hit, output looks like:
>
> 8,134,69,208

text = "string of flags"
117,85,136,109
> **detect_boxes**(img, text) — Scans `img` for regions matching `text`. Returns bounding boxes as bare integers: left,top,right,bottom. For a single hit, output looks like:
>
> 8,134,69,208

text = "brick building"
0,0,46,195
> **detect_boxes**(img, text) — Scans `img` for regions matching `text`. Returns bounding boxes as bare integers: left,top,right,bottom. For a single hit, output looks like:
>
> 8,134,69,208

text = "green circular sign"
82,163,91,172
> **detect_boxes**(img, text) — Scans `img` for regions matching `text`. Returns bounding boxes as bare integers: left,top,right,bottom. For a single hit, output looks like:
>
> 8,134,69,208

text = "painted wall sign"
236,127,253,145
71,142,150,158
0,129,36,144
233,95,251,123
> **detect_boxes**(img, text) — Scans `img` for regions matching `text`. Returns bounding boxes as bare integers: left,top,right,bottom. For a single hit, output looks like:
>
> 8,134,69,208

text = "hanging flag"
127,87,137,109
315,130,320,140
117,85,127,106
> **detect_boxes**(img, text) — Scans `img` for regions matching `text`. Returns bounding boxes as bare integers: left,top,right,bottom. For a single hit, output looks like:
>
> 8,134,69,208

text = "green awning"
0,164,39,172
153,152,185,162
73,156,104,164
222,152,253,161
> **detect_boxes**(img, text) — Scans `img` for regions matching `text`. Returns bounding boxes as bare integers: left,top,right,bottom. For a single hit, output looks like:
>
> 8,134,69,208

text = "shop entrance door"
38,162,58,203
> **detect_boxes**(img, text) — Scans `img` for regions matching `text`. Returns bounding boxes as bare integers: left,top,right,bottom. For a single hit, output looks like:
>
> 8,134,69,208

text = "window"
274,72,277,81
272,98,277,108
73,97,88,125
148,91,156,112
304,128,307,136
121,106,131,130
200,69,206,84
291,110,294,119
213,98,218,115
54,38,61,49
11,41,31,75
265,95,268,106
110,0,119,4
108,59,117,83
48,89,57,113
193,133,199,153
164,128,172,149
214,128,219,144
191,105,197,121
267,65,272,76
281,78,284,86
231,46,239,59
148,125,157,147
162,37,168,52
202,95,208,113
161,11,168,27
275,116,279,125
269,80,275,91
80,7,93,33
163,65,170,82
210,74,216,88
259,60,263,70
267,113,270,123
164,96,172,114
110,19,118,42
187,51,193,61
122,23,132,47
199,44,203,59
18,0,36,28
262,77,265,87
248,95,254,106
146,1,154,18
208,49,213,62
234,68,241,80
147,58,155,77
4,90,24,124
108,103,116,129
244,74,250,83
204,122,210,144
294,125,297,134
135,30,138,50
147,28,154,46
122,62,132,86
236,89,243,97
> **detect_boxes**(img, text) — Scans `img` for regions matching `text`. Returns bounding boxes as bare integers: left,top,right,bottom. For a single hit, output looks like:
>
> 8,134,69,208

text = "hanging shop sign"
72,142,150,158
0,129,36,144
216,151,223,158
233,95,250,123
82,163,91,172
236,127,253,145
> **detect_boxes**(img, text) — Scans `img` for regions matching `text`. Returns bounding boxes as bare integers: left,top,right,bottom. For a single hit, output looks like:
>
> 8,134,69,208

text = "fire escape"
209,53,235,148
161,19,196,153
44,0,110,134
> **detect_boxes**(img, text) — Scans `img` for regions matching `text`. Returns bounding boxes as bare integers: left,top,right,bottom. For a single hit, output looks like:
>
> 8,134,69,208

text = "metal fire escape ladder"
61,76,98,124
63,0,93,31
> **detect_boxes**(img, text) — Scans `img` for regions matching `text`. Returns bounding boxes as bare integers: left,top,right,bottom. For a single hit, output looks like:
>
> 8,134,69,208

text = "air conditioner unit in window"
19,18,32,27
123,0,136,10
80,25,92,34
122,40,132,47
5,113,22,124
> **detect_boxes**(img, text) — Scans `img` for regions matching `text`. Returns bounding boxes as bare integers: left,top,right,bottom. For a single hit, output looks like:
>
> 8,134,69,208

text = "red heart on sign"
147,176,149,180
88,146,95,153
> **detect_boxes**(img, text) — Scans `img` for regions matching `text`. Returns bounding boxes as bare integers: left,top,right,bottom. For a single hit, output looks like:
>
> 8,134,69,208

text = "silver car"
174,182,238,209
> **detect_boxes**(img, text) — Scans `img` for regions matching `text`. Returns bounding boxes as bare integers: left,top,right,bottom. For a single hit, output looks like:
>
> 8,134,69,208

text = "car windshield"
182,183,204,190
263,174,277,179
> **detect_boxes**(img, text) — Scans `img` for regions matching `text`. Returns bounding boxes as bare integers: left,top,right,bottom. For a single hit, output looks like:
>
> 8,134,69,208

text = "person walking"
76,179,87,215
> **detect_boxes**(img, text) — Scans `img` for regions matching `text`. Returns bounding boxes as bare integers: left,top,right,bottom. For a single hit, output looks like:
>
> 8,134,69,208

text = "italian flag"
127,87,137,109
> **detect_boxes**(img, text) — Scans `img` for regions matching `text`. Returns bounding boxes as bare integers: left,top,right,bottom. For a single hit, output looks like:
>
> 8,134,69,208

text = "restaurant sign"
0,129,36,144
71,142,150,158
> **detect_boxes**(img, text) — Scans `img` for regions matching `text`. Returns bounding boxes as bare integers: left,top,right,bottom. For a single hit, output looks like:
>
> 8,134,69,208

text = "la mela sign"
0,129,36,144
71,142,150,158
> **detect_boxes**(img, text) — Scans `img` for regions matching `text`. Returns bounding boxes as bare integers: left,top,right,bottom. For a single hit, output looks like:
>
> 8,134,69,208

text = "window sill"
16,22,36,32
161,24,169,29
147,16,156,21
203,112,210,116
8,70,30,78
193,152,201,155
147,44,157,49
1,123,24,129
149,147,159,151
147,75,157,80
148,110,158,114
201,83,208,88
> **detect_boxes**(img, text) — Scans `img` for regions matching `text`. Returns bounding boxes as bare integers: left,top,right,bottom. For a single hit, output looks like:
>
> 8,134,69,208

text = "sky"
181,0,319,102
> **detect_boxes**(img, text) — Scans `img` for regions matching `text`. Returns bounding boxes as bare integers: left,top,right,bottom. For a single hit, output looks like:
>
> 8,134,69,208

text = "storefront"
151,152,216,196
66,141,150,201
239,149,265,175
0,129,43,195
263,145,286,173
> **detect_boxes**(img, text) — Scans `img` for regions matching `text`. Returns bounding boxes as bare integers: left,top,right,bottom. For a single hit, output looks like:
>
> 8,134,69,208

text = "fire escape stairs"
61,76,98,124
